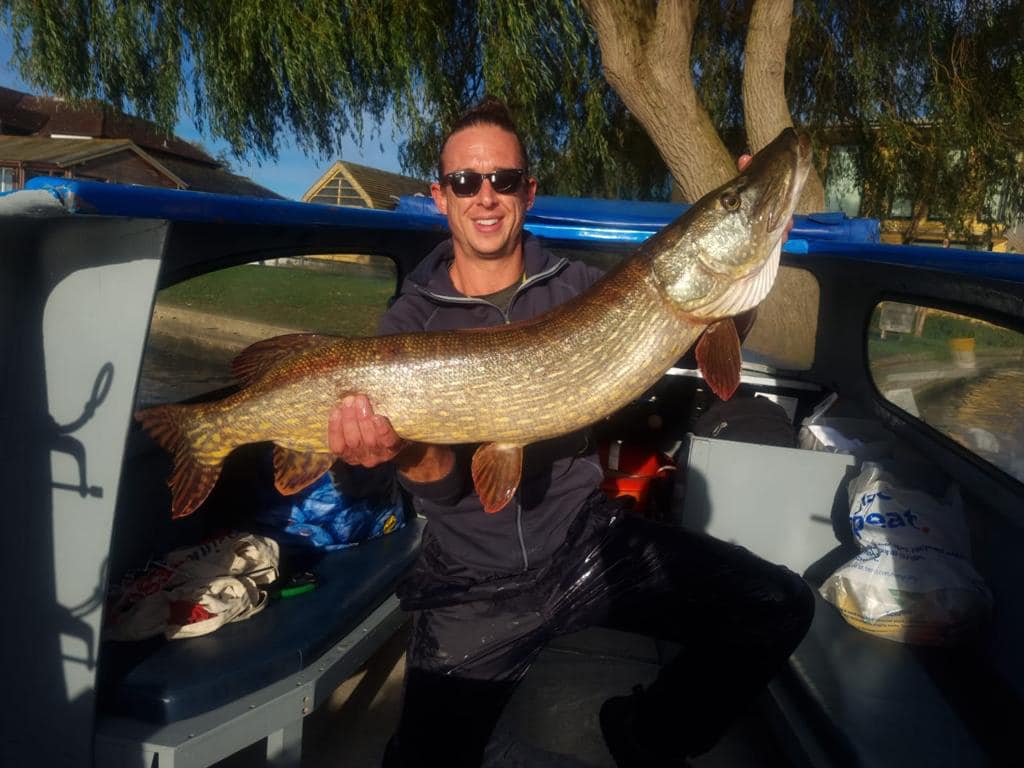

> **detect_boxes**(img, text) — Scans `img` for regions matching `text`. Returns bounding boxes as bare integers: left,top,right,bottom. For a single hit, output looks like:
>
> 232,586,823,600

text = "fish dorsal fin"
272,445,336,496
231,333,335,384
471,442,524,514
695,318,742,401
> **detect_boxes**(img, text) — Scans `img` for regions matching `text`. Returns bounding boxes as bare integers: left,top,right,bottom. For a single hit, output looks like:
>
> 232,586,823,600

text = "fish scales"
199,255,698,455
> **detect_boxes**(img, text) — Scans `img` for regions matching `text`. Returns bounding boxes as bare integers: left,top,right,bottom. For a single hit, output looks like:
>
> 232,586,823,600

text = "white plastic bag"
819,462,991,646
798,394,895,461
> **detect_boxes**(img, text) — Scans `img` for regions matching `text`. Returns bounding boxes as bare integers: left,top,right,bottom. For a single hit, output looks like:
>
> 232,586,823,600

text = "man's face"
430,124,537,264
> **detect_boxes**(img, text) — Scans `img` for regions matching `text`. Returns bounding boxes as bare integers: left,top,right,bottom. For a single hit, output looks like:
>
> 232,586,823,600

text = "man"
329,97,813,768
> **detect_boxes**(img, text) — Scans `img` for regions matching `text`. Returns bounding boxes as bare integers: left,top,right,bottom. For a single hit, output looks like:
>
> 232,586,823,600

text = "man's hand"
328,395,406,468
328,394,456,482
738,153,795,242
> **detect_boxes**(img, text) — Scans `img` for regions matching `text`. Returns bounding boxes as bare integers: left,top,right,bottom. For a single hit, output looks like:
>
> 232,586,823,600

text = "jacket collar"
405,231,565,299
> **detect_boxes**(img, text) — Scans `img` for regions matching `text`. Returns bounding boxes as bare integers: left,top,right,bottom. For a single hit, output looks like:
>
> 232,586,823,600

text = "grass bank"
157,263,396,337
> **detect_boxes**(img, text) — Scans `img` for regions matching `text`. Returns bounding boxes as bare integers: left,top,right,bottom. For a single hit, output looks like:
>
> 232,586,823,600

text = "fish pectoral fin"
169,453,223,519
232,333,336,384
471,442,524,514
695,318,742,401
272,446,336,495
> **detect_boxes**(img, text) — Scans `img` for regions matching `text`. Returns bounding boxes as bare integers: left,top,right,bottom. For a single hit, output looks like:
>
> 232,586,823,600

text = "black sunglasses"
441,168,526,197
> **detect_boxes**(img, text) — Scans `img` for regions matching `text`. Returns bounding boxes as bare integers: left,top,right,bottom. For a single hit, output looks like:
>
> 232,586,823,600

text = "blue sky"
0,37,406,200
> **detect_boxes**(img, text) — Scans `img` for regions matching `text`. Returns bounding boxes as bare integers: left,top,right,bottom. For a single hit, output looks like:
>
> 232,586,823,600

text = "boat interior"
2,179,1023,768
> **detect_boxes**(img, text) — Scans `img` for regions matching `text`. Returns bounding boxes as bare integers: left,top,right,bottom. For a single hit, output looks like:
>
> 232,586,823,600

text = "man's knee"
765,568,815,650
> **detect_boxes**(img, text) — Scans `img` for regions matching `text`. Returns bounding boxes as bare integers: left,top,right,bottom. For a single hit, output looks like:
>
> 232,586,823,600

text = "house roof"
0,135,187,186
303,160,429,209
0,86,215,165
0,87,283,198
157,155,285,199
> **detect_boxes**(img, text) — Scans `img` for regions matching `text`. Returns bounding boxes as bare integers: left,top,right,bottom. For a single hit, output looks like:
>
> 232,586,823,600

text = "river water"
917,366,1024,482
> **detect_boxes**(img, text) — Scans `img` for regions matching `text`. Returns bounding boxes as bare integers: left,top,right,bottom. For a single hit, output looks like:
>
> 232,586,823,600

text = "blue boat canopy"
395,194,881,245
16,176,879,247
9,177,1023,282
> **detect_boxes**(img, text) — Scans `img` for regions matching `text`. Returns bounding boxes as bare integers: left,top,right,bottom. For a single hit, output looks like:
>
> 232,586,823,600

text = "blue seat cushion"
97,517,423,724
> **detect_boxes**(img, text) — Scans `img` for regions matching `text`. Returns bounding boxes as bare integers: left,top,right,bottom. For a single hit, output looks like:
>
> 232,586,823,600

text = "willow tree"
787,0,1024,242
2,0,1021,229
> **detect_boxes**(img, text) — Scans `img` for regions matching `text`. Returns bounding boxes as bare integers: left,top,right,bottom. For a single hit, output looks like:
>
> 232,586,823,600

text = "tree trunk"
743,0,826,212
581,0,734,202
903,200,930,245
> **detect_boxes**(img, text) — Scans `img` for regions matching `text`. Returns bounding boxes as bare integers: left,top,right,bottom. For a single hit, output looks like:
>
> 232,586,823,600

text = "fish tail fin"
135,404,223,519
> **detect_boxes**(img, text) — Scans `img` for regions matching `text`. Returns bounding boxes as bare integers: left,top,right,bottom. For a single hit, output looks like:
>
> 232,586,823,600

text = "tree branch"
581,0,734,201
743,0,825,212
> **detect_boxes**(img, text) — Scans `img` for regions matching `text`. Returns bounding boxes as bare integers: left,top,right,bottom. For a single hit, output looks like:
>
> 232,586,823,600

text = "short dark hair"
437,96,529,180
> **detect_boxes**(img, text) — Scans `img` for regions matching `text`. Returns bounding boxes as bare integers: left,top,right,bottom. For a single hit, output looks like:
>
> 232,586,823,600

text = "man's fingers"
329,394,405,466
327,405,347,455
339,396,367,460
374,414,405,454
355,396,383,453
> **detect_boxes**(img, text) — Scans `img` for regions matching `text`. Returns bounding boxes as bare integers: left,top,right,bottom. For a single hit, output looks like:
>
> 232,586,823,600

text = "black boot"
598,686,691,768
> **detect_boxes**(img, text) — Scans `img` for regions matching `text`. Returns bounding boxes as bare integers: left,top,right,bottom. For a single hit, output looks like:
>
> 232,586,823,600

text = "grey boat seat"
97,516,422,724
92,440,422,766
675,431,1023,768
771,582,1023,768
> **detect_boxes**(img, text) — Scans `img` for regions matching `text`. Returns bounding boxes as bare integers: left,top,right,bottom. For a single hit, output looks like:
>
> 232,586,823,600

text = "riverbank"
149,303,304,354
137,305,307,406
155,262,392,337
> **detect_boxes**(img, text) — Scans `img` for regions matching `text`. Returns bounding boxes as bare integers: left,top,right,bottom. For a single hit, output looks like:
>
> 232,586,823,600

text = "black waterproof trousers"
384,492,815,767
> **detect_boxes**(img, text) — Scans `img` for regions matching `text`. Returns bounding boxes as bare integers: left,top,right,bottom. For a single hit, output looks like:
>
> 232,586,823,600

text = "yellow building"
302,161,428,209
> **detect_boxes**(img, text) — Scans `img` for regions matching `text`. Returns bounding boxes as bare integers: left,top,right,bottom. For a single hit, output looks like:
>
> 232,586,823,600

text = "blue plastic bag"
255,463,405,550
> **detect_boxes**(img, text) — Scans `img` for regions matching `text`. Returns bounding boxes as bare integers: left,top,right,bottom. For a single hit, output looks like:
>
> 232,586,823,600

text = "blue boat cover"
19,176,879,245
394,194,882,245
15,177,1024,281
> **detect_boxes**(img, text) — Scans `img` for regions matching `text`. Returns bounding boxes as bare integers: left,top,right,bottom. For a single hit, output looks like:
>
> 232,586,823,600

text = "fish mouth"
732,130,811,281
764,130,812,235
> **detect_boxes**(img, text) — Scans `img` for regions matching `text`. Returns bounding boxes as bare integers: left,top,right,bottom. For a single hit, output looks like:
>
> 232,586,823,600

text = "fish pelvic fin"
135,404,222,519
231,333,335,385
471,443,524,514
695,318,742,401
272,445,335,496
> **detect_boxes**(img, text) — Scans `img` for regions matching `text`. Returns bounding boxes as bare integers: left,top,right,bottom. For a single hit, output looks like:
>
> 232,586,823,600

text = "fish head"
653,127,812,321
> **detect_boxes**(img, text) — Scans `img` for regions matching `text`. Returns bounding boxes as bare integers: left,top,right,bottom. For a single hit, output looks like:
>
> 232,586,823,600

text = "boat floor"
213,624,791,768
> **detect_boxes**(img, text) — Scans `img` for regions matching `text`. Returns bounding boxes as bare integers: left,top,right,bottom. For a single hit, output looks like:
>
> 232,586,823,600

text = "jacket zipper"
416,257,570,325
515,498,528,571
415,258,569,570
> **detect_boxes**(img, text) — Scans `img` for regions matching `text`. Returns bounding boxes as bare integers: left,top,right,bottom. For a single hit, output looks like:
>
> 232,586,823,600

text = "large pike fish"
138,128,811,518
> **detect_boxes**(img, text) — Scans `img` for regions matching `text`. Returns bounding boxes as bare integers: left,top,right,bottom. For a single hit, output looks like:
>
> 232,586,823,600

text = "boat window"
868,301,1024,483
741,265,819,370
136,254,398,407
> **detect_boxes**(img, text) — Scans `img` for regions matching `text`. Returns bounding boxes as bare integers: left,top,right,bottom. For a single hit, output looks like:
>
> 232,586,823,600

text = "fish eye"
720,192,741,211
